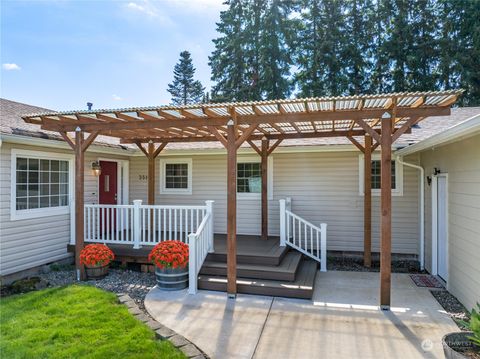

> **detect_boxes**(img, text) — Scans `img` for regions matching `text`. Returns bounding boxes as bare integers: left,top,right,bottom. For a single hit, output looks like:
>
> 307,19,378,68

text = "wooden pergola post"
247,138,283,240
75,129,85,280
380,113,393,308
136,141,167,205
60,128,99,281
260,138,269,240
364,135,372,267
226,121,237,296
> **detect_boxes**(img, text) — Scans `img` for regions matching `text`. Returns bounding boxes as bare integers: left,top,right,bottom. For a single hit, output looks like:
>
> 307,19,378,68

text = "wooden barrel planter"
442,332,478,359
85,264,110,279
155,267,188,291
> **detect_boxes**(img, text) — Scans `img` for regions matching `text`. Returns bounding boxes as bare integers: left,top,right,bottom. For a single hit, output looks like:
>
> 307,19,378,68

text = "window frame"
159,158,192,195
237,156,273,200
10,149,74,221
358,154,403,196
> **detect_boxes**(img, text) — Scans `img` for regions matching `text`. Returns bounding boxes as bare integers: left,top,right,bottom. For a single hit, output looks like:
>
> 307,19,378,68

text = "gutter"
396,156,425,270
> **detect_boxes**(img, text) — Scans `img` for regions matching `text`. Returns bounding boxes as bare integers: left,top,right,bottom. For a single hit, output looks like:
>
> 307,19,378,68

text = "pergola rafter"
22,90,463,308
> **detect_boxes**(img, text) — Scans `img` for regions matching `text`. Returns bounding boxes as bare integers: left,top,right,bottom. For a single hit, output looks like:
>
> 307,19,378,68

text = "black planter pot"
85,264,109,279
155,266,188,291
442,332,478,359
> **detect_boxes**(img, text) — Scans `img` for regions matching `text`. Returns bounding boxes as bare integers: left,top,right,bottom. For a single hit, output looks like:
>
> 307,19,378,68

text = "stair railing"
188,200,214,294
279,198,327,272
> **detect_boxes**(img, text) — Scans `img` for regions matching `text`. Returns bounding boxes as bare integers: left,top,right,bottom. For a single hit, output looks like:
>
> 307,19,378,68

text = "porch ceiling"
21,90,462,144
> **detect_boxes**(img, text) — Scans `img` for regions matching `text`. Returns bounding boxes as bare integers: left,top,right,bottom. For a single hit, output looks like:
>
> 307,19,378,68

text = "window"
237,162,261,193
371,160,396,190
160,158,192,194
11,149,73,220
358,155,403,196
165,163,188,189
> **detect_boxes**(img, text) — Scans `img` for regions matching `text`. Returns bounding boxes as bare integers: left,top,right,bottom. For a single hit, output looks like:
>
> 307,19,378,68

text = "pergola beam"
136,141,168,205
118,129,394,144
39,107,451,133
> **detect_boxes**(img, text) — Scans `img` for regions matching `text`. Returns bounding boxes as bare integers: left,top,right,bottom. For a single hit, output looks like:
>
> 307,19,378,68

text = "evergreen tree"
167,51,205,105
342,0,375,94
257,0,296,99
209,0,252,102
210,0,296,101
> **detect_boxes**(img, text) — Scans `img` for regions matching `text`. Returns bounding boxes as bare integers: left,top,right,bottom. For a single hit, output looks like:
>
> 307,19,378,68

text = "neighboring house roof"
396,112,480,156
2,97,479,152
0,98,131,150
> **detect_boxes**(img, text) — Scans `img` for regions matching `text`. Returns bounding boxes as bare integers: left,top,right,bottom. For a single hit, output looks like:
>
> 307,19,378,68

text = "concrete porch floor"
145,271,458,359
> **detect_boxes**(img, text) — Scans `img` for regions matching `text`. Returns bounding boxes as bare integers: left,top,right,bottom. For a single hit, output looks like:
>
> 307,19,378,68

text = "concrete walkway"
145,271,458,359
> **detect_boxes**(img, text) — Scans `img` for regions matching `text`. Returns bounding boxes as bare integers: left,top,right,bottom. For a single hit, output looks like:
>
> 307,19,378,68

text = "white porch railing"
188,202,214,294
279,198,327,272
82,200,214,250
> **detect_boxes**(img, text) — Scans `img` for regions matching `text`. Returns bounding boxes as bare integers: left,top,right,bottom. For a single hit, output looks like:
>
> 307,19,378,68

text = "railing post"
279,199,286,247
320,223,327,272
205,200,215,253
133,200,142,249
70,200,76,245
188,233,197,294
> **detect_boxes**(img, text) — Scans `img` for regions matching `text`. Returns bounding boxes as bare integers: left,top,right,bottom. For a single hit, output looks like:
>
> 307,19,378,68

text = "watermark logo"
421,339,434,351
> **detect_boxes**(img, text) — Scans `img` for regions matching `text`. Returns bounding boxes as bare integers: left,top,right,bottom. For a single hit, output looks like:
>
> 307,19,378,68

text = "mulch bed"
430,289,470,325
327,256,425,273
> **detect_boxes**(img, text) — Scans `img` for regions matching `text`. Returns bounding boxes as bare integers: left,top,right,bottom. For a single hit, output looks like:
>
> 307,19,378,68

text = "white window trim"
237,156,273,200
10,149,75,221
358,154,403,196
160,158,193,195
96,157,130,205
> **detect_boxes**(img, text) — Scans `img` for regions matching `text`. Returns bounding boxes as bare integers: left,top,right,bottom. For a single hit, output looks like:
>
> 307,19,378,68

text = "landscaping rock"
169,334,190,348
180,343,203,358
134,313,150,323
156,326,176,339
430,290,469,324
146,320,163,331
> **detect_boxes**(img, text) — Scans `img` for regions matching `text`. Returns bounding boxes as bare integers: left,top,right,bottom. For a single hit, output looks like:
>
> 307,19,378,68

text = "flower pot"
442,332,479,359
155,266,188,291
85,264,109,279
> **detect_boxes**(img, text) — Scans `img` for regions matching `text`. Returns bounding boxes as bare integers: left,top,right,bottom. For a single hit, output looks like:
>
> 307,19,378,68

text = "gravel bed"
39,268,156,311
328,256,425,273
430,289,470,326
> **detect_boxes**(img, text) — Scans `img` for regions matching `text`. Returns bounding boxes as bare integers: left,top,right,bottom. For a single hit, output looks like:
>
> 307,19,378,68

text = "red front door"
99,161,117,205
99,161,117,235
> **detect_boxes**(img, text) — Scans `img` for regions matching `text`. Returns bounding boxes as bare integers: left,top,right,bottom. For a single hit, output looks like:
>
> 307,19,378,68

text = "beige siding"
420,134,480,310
129,150,420,254
0,141,129,276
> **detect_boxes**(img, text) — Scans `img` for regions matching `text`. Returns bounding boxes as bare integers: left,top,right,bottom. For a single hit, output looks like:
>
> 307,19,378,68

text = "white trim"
358,154,404,196
10,149,75,221
236,156,273,200
431,173,449,284
396,113,480,156
160,158,193,195
96,158,130,205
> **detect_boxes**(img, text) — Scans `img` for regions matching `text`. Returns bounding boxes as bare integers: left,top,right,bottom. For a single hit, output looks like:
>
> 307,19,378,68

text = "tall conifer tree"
167,51,205,105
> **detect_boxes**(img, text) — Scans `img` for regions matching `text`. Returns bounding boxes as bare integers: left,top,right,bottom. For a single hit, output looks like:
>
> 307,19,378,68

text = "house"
1,93,478,309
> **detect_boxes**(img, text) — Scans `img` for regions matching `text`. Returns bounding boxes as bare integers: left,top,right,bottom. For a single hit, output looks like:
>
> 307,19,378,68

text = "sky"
1,0,227,111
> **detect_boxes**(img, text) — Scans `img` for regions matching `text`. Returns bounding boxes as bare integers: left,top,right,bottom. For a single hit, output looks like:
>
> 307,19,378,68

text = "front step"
200,252,302,281
207,235,288,266
198,259,318,299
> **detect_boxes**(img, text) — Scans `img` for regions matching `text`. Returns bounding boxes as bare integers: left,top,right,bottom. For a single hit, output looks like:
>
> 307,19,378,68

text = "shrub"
459,303,480,347
148,240,189,269
80,244,115,267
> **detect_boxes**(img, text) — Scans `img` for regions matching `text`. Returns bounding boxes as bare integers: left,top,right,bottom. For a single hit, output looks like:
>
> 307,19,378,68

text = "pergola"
23,90,462,308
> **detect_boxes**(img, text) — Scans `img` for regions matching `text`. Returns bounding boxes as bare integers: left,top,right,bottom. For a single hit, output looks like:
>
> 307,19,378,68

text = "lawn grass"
0,285,186,359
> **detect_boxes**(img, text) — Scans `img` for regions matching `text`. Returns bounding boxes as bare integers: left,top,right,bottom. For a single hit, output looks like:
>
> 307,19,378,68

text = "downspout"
396,155,425,270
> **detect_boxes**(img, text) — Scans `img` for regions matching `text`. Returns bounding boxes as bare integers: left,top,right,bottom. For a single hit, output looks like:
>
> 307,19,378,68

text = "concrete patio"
145,271,459,359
